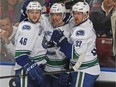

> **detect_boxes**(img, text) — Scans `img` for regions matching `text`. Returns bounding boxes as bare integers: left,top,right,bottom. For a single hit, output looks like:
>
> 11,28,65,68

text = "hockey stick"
0,69,73,79
72,53,85,71
0,54,85,79
0,74,28,79
111,10,116,56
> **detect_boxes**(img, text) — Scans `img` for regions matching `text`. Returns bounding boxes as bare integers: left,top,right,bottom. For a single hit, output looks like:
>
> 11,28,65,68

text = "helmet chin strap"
82,13,89,22
57,19,64,26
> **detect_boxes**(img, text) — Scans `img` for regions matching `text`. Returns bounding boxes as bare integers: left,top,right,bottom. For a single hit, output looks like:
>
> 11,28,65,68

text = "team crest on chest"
22,25,31,30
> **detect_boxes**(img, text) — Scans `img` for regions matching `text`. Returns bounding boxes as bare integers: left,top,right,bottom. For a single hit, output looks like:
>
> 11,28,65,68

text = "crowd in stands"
0,0,115,65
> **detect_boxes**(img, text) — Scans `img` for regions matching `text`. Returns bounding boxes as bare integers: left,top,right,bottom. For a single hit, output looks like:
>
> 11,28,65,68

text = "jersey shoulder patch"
76,30,85,36
19,21,32,30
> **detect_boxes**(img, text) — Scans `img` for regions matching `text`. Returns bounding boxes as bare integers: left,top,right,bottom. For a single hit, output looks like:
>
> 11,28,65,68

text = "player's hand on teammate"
50,29,67,47
47,40,55,48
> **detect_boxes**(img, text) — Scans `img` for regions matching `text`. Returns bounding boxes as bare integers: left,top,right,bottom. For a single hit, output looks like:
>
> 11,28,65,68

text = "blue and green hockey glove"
15,55,44,84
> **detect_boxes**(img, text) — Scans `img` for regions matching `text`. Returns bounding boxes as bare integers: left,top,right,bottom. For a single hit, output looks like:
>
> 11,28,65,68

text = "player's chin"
32,19,39,23
52,23,59,27
75,20,80,25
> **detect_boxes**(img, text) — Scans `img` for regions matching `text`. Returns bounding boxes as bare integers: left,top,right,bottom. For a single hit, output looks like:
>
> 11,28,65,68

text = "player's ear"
26,11,29,18
83,13,88,19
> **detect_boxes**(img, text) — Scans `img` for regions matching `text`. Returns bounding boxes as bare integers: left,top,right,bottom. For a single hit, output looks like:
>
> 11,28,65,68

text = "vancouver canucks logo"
22,25,31,30
76,30,85,36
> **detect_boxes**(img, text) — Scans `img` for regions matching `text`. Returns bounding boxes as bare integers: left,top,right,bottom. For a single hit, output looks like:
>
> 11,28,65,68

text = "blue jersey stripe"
0,62,15,66
101,68,116,72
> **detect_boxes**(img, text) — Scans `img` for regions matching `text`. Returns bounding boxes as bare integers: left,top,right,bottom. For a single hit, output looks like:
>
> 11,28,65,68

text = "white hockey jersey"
15,21,47,70
45,24,71,72
70,19,100,75
14,15,53,70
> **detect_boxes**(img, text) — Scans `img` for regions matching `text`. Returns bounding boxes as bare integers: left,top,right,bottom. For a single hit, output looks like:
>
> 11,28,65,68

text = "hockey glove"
50,29,73,59
15,55,44,84
47,40,55,48
50,29,67,46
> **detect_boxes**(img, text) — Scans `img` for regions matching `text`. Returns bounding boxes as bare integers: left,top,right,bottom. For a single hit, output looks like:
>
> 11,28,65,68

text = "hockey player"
15,1,48,87
19,0,53,41
44,3,71,87
50,2,100,87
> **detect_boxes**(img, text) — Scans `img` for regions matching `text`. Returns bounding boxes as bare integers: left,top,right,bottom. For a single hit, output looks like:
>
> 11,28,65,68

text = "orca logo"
9,78,16,87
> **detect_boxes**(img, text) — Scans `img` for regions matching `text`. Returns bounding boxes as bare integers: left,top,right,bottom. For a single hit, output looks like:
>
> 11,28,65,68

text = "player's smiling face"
50,13,63,26
73,11,86,25
27,10,41,23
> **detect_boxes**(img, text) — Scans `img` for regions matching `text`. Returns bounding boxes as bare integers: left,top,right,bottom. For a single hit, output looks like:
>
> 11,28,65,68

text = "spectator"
0,0,22,25
0,3,2,17
90,0,116,37
0,15,17,62
18,0,24,3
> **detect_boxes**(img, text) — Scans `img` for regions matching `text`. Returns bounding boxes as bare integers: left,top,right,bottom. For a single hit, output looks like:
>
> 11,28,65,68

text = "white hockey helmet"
50,3,66,14
72,2,90,15
26,1,42,11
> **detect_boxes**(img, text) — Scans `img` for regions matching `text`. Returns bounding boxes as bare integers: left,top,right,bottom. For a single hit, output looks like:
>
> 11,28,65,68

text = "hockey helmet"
26,1,42,11
50,3,66,14
72,2,90,14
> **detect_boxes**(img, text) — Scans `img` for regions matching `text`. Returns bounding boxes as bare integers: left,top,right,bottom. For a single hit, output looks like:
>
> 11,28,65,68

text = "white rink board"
97,70,116,82
0,64,15,87
0,64,115,87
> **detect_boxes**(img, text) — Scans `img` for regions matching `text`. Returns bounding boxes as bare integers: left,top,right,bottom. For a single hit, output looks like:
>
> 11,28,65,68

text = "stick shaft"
0,74,28,79
0,69,74,79
0,53,85,79
0,54,84,79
